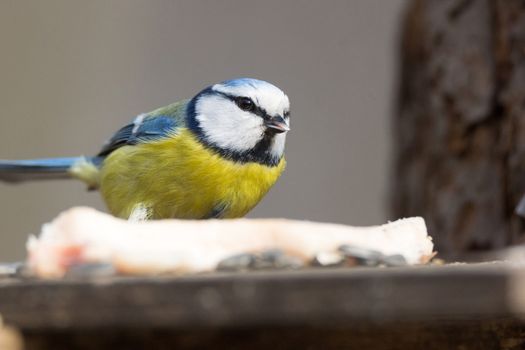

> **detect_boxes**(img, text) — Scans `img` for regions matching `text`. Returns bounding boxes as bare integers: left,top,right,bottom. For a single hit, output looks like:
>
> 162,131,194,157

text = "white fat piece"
194,80,290,157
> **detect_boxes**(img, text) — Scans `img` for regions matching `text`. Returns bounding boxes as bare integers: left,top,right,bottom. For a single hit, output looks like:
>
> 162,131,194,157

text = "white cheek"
196,96,265,152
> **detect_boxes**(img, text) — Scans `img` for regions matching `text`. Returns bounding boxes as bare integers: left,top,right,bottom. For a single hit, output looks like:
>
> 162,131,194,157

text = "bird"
0,78,290,220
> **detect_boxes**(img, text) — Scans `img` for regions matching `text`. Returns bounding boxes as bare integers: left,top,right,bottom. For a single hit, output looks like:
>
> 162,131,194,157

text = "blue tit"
0,78,291,220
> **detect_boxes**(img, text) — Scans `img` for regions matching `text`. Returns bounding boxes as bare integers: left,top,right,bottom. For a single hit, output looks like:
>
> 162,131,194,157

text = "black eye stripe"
217,92,271,120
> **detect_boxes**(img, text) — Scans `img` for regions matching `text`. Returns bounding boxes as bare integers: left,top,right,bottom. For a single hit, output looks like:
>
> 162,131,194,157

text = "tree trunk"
392,0,525,257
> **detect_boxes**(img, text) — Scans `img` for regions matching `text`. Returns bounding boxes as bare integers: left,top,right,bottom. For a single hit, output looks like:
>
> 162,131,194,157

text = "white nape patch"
195,94,265,153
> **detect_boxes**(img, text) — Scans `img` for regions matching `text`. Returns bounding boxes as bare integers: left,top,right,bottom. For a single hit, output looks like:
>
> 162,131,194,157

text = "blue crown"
220,78,274,89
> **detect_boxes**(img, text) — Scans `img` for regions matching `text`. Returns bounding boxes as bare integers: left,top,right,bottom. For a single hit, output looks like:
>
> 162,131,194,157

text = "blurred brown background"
0,0,405,260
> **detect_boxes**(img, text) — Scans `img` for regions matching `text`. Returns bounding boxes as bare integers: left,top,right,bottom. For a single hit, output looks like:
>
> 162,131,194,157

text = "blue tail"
0,157,91,183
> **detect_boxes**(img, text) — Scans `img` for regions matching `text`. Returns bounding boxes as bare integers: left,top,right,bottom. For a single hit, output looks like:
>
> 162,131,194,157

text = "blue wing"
98,115,179,156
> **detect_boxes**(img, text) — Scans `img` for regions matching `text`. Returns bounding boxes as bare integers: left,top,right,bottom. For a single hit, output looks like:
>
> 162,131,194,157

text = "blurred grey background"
0,0,405,260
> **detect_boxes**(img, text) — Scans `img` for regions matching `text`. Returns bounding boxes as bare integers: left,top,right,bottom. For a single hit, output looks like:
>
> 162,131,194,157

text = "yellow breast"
98,128,286,219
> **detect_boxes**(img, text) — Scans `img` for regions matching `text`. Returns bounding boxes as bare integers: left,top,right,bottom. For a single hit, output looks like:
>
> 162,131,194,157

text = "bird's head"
187,78,290,166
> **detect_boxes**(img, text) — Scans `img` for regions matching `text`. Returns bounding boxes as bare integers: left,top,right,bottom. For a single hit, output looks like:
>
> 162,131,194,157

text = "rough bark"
393,0,525,257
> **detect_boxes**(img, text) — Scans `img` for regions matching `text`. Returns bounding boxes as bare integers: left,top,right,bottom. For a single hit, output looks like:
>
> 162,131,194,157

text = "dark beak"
265,116,290,133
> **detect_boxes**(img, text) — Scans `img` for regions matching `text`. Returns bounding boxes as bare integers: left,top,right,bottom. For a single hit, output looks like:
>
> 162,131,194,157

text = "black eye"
284,110,290,118
235,97,255,112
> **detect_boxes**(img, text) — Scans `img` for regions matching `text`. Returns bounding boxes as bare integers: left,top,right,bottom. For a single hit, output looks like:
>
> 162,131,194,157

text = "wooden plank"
0,263,522,330
19,320,525,350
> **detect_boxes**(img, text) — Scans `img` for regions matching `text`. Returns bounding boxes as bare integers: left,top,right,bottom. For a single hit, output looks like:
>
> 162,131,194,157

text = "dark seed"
381,254,408,267
272,255,304,269
259,249,303,269
217,250,304,271
252,249,304,269
217,253,257,271
338,245,384,266
65,263,116,278
259,249,285,264
0,262,26,278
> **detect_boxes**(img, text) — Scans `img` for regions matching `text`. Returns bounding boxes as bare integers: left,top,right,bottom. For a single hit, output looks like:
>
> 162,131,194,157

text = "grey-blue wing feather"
98,115,179,156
